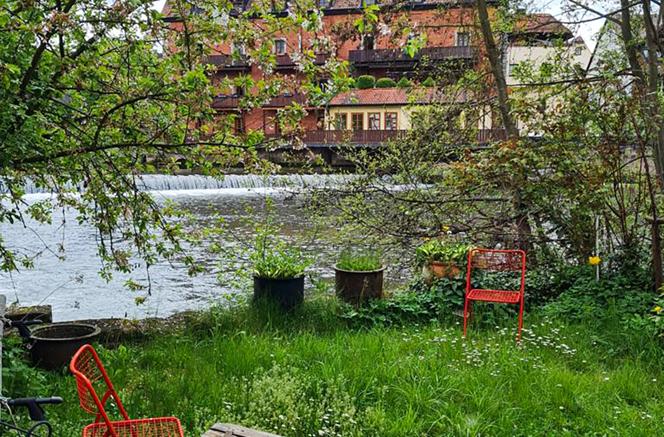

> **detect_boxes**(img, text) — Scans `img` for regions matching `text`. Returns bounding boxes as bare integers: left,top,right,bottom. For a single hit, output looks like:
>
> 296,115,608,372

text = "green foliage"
543,268,653,323
341,277,466,327
336,249,382,271
415,239,471,266
251,227,310,280
31,295,664,436
421,76,436,87
355,75,376,89
396,77,412,88
375,78,397,88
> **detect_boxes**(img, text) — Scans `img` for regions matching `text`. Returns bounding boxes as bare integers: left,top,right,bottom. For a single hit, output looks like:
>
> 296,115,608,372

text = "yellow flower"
441,225,450,232
654,306,663,314
588,256,601,266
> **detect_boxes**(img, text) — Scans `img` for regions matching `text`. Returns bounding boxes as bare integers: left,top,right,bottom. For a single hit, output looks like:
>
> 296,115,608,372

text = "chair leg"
517,300,524,341
463,298,471,337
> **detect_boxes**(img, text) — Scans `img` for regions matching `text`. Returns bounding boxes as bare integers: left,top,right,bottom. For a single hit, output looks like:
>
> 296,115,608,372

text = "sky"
152,0,608,50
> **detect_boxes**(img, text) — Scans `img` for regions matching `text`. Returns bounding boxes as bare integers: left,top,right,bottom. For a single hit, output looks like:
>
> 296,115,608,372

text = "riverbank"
8,290,664,436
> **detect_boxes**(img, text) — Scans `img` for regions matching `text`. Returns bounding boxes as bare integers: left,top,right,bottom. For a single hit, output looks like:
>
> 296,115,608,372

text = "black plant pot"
253,276,305,311
334,266,385,306
29,323,101,370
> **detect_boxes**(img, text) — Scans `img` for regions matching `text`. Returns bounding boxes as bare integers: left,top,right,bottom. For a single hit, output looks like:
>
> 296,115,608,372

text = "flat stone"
203,423,283,437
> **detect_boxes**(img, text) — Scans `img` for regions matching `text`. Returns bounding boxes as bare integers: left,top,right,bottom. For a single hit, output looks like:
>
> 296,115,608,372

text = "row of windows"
271,31,470,56
334,112,398,130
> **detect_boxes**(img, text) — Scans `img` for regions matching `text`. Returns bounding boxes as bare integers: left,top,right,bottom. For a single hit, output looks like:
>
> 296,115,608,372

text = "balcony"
212,95,242,109
348,46,477,68
266,128,506,146
204,54,250,71
274,53,329,71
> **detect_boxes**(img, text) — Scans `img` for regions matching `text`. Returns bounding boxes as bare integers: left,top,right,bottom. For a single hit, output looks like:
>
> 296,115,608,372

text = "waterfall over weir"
138,174,354,191
15,174,356,194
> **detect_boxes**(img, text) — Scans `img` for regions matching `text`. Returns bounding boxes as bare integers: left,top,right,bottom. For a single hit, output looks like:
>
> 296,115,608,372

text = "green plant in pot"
416,236,471,282
334,249,384,306
251,226,310,311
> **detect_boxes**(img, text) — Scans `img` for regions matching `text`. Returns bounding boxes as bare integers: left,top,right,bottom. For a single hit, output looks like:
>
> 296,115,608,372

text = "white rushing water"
14,173,357,194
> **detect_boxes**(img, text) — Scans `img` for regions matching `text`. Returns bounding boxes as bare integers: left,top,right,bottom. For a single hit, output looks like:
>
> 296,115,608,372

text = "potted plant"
334,249,384,306
251,228,310,311
416,239,471,280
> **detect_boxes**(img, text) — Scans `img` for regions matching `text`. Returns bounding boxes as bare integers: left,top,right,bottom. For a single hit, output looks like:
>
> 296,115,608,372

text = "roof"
162,0,490,19
329,87,468,106
513,13,573,38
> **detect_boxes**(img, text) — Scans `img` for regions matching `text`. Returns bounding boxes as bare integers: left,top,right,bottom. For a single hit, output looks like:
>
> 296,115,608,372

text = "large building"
163,2,586,147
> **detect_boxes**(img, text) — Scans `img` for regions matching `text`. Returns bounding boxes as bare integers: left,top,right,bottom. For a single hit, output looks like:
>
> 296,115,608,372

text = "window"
234,114,244,134
456,31,471,47
574,46,583,56
508,63,518,76
334,113,348,130
319,0,331,7
362,34,375,50
384,112,397,130
368,113,381,130
274,39,287,55
351,113,364,131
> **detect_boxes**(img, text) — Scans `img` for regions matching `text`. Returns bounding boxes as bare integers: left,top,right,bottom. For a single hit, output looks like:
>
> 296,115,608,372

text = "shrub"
542,268,653,323
396,77,412,88
375,77,397,88
415,239,471,266
421,76,436,87
251,227,310,279
336,249,382,271
355,75,376,89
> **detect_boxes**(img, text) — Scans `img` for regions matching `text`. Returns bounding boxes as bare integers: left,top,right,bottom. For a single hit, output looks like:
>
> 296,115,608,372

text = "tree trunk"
476,0,531,251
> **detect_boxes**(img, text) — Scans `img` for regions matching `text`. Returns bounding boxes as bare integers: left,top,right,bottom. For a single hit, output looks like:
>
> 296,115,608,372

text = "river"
0,174,410,321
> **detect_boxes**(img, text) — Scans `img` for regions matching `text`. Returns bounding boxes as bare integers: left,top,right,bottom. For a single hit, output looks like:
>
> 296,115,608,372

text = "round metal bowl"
29,323,101,370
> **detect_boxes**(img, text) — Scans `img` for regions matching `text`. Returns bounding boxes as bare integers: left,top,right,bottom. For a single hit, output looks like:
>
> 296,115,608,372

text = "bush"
421,77,436,87
396,77,412,88
355,75,376,89
542,268,653,323
375,77,397,88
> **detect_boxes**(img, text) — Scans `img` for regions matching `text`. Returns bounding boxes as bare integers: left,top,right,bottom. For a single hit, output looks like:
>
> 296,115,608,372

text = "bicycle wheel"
26,421,51,437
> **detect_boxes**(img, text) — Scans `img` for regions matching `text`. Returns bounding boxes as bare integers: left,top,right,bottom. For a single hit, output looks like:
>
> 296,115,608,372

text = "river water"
0,175,410,321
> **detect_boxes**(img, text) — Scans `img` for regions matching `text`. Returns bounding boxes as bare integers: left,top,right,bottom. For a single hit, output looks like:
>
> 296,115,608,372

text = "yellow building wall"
326,106,411,130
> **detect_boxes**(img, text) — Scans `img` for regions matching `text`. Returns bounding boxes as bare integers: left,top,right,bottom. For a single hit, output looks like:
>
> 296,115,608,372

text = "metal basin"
29,323,101,370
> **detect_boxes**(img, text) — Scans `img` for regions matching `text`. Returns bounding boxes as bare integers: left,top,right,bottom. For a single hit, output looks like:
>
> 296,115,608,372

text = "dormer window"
456,31,471,47
274,39,287,55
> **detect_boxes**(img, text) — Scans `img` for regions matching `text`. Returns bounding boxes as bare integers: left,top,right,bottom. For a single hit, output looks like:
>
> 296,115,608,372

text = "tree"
0,0,348,289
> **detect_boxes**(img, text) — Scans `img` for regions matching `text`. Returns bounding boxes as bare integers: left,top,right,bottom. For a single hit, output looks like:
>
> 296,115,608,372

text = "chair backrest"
70,344,130,432
466,248,527,293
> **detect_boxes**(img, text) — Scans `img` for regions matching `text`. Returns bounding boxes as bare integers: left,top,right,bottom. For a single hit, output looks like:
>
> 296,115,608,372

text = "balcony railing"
303,129,407,144
274,53,329,70
204,54,250,71
266,128,507,145
348,46,476,66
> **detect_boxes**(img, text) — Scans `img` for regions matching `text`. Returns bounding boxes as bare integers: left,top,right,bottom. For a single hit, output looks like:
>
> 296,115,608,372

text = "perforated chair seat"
463,248,527,340
467,289,521,304
83,417,183,437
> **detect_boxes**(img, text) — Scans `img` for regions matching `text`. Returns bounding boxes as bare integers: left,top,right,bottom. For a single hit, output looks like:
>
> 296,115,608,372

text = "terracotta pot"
430,261,461,278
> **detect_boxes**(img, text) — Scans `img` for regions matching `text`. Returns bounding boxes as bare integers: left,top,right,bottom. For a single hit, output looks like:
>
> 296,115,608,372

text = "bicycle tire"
26,421,51,437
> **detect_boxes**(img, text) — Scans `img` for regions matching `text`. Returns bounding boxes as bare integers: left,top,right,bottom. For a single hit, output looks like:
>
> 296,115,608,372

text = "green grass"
14,296,664,436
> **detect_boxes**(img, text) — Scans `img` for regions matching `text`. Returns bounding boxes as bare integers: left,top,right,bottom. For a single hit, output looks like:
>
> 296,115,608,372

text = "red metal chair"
463,248,526,340
70,344,184,437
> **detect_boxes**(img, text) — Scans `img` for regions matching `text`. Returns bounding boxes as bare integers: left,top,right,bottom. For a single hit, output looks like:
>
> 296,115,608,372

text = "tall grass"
17,296,664,436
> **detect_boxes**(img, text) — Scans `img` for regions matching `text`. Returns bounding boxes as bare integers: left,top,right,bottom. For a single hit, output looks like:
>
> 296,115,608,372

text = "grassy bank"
11,294,663,436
